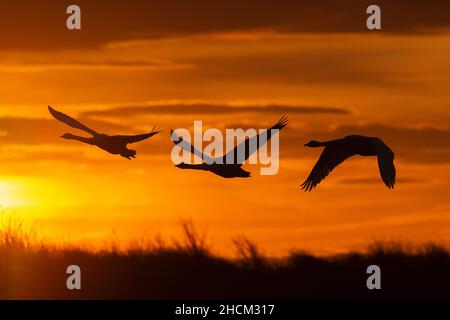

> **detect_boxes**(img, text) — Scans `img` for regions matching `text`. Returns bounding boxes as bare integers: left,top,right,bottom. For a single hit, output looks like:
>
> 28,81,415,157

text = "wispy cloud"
82,102,350,117
0,60,192,73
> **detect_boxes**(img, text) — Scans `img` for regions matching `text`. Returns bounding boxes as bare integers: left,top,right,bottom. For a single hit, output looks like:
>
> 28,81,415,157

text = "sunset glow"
0,2,449,257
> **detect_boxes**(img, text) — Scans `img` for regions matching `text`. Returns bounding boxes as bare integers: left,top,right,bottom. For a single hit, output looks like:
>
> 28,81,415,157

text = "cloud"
0,60,192,73
82,103,350,117
185,52,422,87
1,0,450,50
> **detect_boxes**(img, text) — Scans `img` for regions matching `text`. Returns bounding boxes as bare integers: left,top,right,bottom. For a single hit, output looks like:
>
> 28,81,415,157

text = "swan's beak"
173,137,183,144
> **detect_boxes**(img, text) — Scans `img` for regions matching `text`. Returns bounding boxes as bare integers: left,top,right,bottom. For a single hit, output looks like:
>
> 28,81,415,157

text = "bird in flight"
301,135,396,191
171,116,288,178
48,106,160,159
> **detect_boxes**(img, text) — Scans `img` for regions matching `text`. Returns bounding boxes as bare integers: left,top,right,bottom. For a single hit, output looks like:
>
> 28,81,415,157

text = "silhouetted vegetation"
0,217,449,299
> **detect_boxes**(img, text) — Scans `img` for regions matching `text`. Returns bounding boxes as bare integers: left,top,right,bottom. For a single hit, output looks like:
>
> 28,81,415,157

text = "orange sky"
1,1,450,256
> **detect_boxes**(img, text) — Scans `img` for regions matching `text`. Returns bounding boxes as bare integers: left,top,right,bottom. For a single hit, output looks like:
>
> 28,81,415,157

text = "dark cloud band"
82,103,350,117
0,0,449,49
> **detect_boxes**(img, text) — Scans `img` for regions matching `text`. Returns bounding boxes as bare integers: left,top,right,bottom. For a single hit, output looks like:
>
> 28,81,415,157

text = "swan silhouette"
301,135,396,191
171,116,288,178
48,106,160,159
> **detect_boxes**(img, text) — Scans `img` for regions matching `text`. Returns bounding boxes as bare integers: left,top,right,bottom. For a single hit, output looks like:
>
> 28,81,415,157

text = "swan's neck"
63,134,94,145
178,163,208,170
308,140,327,147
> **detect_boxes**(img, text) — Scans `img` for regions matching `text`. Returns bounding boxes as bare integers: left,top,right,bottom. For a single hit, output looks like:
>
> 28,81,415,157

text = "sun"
0,180,24,208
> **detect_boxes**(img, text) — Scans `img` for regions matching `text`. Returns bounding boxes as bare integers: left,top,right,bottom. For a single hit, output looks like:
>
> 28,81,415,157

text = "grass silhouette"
0,216,449,299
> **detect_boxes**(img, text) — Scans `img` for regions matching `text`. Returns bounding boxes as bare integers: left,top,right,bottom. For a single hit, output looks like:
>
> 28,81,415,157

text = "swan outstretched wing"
170,129,215,164
223,116,288,164
48,106,98,136
301,147,354,191
115,127,161,144
374,139,396,189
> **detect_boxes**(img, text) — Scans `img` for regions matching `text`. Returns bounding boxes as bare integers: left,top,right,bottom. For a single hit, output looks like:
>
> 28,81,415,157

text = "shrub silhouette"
0,216,449,299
